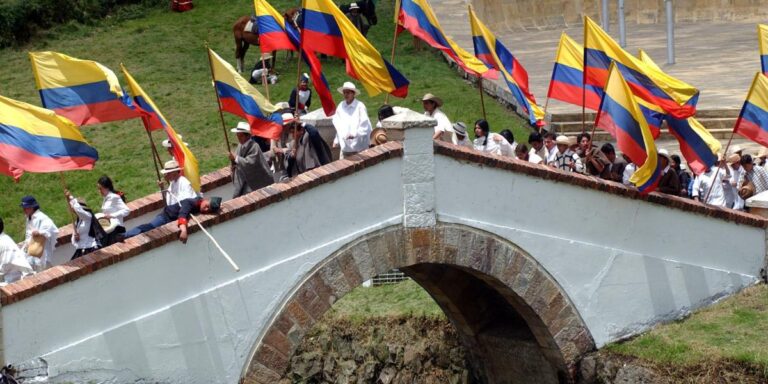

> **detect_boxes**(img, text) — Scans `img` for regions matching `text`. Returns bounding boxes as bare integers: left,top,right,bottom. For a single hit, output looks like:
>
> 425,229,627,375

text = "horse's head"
362,0,377,25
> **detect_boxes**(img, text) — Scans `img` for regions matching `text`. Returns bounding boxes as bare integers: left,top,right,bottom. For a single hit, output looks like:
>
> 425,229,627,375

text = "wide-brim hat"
727,153,741,164
337,81,360,96
758,147,768,158
349,2,360,10
95,213,119,234
555,135,570,146
658,148,671,162
281,113,296,125
231,121,251,133
162,134,187,148
453,122,467,136
422,93,443,107
160,159,182,174
371,128,387,145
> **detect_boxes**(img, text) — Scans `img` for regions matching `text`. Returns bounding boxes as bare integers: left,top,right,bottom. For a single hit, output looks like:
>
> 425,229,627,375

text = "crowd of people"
2,78,765,286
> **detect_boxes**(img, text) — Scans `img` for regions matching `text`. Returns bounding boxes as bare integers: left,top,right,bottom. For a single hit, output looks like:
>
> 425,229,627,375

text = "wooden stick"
384,17,401,105
261,54,271,100
204,44,234,160
293,48,304,119
541,96,550,134
58,172,77,225
139,116,168,203
188,213,240,272
478,77,487,121
703,130,735,203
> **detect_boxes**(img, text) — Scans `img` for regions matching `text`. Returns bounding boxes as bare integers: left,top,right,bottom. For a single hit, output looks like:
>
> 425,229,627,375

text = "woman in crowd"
473,119,514,157
98,175,130,246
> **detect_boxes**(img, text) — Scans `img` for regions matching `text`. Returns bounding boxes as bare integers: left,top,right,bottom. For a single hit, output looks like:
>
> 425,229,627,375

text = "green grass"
326,279,444,322
0,0,528,241
606,284,768,371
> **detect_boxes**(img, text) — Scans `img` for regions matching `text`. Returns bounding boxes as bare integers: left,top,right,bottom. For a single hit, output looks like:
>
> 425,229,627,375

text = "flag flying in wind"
547,32,604,111
208,48,283,139
302,0,410,97
121,65,200,192
594,64,662,194
666,116,721,175
637,49,662,72
468,7,544,126
759,24,768,75
395,0,496,79
29,51,139,126
734,72,768,147
0,156,23,182
0,94,98,173
284,21,337,115
584,17,699,119
255,0,296,52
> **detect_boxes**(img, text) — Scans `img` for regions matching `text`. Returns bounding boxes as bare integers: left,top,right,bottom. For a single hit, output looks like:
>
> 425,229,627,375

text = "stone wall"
471,0,768,31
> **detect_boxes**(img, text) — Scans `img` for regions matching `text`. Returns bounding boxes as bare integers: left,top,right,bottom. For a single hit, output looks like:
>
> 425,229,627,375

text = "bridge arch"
241,223,595,383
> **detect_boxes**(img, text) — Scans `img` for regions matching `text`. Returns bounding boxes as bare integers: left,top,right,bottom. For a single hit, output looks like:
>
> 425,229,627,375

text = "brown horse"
233,15,263,73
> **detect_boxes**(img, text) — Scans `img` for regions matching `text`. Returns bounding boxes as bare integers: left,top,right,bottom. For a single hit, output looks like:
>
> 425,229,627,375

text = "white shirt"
724,165,744,210
473,133,514,157
692,169,726,207
545,145,559,165
528,153,544,164
101,192,130,226
332,99,372,153
530,146,549,164
623,163,636,186
0,232,32,283
166,176,197,206
69,198,97,250
298,89,310,106
426,108,452,138
24,209,59,269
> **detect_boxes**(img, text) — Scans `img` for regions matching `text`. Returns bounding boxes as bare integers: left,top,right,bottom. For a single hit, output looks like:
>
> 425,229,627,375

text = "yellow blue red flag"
254,0,295,52
759,24,768,75
594,63,662,194
121,65,200,192
0,156,23,182
547,32,604,111
637,49,662,72
735,72,768,148
468,6,543,126
584,17,699,119
208,48,283,139
301,0,410,97
29,51,139,126
0,94,98,173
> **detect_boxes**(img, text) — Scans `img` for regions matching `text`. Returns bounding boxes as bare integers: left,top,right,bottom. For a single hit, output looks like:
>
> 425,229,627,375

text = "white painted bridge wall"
1,109,765,383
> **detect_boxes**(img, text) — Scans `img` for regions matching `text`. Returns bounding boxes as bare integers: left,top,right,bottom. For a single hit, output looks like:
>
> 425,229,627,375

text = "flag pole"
58,172,77,226
478,77,487,120
703,130,735,203
204,44,234,162
260,53,271,100
541,96,550,134
384,19,401,105
138,116,167,202
294,34,305,119
582,19,588,136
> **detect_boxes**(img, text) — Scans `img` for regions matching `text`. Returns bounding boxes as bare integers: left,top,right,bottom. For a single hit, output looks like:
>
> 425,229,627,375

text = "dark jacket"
164,197,201,222
287,124,332,177
658,168,681,195
289,87,312,111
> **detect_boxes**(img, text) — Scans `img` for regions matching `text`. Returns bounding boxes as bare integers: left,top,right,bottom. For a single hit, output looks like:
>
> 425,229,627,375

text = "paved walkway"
432,2,760,114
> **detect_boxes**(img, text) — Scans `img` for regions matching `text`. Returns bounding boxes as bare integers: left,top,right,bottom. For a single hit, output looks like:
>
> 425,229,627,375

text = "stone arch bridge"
0,110,765,383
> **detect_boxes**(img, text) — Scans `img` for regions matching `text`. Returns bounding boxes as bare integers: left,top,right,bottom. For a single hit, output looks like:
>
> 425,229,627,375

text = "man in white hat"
657,149,681,195
284,115,332,177
345,2,369,36
332,82,372,158
421,93,452,141
452,122,472,148
229,121,273,198
162,134,189,158
552,135,583,173
723,153,744,209
249,52,275,85
160,159,198,206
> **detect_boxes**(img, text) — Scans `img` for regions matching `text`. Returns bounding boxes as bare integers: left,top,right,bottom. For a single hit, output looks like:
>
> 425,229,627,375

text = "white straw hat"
160,160,182,174
230,121,251,133
337,81,360,96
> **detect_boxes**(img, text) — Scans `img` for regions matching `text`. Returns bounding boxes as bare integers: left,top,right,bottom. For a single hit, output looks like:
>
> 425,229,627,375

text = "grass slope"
326,279,443,322
0,0,528,241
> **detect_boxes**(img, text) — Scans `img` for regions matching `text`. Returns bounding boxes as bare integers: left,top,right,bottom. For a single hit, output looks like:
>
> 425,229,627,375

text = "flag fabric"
760,24,768,75
584,17,699,119
666,116,721,175
468,7,544,126
29,51,139,126
395,0,496,79
637,49,662,72
121,65,201,192
255,0,296,52
546,32,604,111
284,21,337,116
0,156,23,182
0,94,98,173
594,64,662,194
207,48,283,140
734,72,768,148
302,0,410,97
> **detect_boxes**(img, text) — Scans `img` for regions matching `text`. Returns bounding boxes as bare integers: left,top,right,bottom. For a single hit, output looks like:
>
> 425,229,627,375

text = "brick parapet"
0,142,403,306
434,140,768,228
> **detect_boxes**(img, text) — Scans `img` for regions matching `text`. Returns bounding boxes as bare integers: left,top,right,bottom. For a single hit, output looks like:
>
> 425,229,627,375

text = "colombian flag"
396,0,496,79
302,0,409,97
284,21,337,116
0,156,23,182
666,116,720,176
121,65,201,192
207,48,283,140
0,94,98,173
734,72,768,148
29,51,139,126
255,0,295,52
637,49,662,72
468,6,543,126
547,32,604,111
584,17,699,119
594,64,662,194
759,25,768,75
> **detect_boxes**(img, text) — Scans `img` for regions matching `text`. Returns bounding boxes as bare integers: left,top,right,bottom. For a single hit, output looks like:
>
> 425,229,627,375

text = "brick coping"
52,167,234,247
434,140,768,229
0,142,404,306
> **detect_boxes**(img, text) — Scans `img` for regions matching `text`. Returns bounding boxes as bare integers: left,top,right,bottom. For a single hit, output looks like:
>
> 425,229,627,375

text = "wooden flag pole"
204,44,234,162
703,130,735,203
582,23,588,136
293,44,305,119
478,77,487,121
384,20,401,105
261,54,271,100
137,116,168,202
58,172,77,225
541,96,550,134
